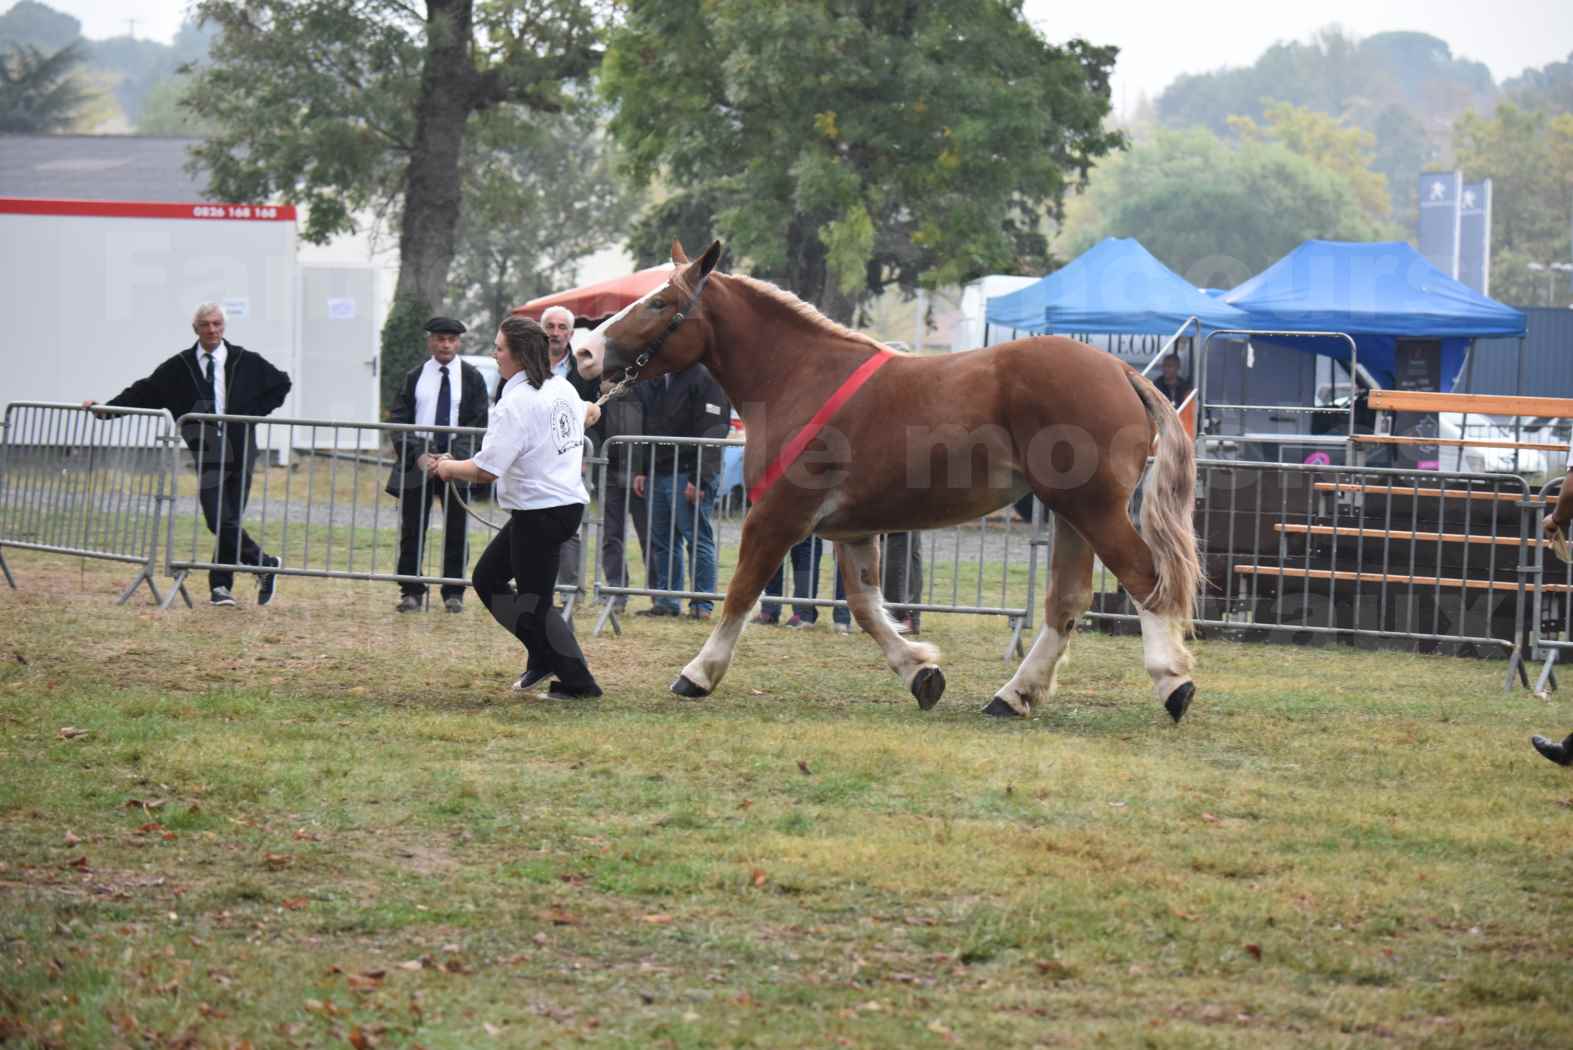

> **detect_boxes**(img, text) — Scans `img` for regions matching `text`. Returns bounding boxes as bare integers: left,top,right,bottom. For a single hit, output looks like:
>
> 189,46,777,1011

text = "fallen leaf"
536,908,579,926
642,914,673,925
63,831,80,847
13,649,26,665
736,799,752,810
57,726,89,740
65,855,89,869
348,1025,378,1049
797,760,812,775
137,822,163,834
263,853,292,870
442,958,468,974
397,959,425,971
161,831,177,841
347,971,385,991
751,868,767,888
1244,943,1262,961
1109,801,1127,808
1201,813,1221,824
293,828,320,841
483,1022,501,1037
281,898,309,911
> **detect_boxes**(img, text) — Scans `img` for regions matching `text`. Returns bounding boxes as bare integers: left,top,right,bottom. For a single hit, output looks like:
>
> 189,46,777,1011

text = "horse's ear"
671,240,690,265
698,239,722,276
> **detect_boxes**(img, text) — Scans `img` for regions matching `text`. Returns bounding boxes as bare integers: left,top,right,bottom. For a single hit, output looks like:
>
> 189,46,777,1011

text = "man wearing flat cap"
385,316,489,612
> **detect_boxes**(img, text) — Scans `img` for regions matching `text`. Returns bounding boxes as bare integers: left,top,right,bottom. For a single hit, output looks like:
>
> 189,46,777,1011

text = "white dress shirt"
199,341,228,416
413,356,463,433
473,372,590,511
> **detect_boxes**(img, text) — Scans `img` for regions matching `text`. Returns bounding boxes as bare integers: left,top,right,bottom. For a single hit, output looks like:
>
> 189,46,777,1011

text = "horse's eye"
649,298,666,310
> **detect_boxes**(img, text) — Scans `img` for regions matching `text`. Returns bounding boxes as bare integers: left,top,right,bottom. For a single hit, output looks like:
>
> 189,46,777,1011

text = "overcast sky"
33,0,1573,117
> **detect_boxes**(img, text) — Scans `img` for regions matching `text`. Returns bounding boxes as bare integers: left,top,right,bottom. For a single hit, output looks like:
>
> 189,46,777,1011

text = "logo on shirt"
550,398,578,453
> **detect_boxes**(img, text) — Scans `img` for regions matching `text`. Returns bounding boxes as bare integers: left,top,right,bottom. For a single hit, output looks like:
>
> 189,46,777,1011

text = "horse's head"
574,239,722,385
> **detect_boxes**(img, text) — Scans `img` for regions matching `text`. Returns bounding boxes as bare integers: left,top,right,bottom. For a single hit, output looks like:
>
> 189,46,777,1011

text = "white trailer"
0,198,381,449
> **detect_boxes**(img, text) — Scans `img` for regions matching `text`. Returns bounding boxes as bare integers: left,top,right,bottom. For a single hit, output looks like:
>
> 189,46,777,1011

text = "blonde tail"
1127,371,1202,626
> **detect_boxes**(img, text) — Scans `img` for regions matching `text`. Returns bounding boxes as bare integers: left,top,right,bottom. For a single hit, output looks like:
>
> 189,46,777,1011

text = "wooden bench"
1350,434,1566,452
1231,564,1567,593
1312,482,1545,504
1273,523,1540,548
1366,390,1573,418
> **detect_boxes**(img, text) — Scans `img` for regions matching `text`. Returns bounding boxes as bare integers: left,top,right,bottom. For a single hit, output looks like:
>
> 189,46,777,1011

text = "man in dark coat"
385,316,489,613
85,303,291,607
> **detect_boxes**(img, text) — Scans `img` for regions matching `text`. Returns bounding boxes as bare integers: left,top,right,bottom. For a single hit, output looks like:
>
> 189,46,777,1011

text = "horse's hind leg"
673,514,803,698
837,537,946,709
984,515,1094,718
1073,503,1195,722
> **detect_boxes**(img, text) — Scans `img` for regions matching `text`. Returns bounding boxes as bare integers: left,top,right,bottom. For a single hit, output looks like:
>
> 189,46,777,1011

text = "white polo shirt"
473,372,589,511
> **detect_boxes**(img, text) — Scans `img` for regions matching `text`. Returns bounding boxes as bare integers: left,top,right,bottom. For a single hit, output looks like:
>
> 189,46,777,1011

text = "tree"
135,72,220,135
449,105,636,327
0,40,86,132
186,0,603,406
1503,51,1573,115
1228,101,1392,228
601,0,1122,323
0,0,80,53
1453,103,1573,306
1058,128,1386,287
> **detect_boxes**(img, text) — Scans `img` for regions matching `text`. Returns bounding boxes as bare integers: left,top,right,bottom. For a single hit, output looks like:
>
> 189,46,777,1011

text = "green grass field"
3,549,1573,1048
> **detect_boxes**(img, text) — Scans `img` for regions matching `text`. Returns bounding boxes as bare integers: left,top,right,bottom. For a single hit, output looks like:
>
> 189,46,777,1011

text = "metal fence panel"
161,412,596,609
0,401,175,603
1081,452,1533,676
588,436,1037,657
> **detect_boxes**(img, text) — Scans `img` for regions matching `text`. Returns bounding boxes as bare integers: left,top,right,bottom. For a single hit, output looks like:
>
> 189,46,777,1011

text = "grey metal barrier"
161,412,597,611
1529,476,1568,693
587,435,1038,658
1079,446,1537,687
0,401,177,604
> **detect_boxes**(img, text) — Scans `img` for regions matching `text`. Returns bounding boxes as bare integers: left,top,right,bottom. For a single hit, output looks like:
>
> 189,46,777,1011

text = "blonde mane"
674,268,895,353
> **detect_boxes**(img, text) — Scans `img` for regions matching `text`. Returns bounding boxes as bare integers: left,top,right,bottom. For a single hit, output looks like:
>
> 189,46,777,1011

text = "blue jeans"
649,472,717,613
762,536,824,622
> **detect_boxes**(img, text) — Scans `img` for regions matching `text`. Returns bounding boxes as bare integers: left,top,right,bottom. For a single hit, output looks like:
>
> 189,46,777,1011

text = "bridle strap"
595,269,713,407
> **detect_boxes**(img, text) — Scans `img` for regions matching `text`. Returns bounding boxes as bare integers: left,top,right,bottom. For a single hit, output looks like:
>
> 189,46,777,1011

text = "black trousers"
473,504,597,693
194,437,263,592
396,480,470,600
600,473,649,607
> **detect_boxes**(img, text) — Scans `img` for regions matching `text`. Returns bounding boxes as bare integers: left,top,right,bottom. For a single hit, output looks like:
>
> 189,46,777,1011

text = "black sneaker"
209,587,237,607
512,668,550,692
256,555,281,606
546,681,603,700
1531,733,1573,767
395,594,423,614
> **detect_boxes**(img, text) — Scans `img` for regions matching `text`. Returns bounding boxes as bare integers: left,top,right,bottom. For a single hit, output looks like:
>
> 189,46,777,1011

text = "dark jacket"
1154,374,1192,410
384,358,490,495
107,341,291,460
633,364,732,495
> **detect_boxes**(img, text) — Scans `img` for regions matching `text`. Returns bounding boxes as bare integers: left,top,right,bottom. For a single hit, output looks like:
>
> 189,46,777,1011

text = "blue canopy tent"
985,237,1251,336
1222,240,1528,391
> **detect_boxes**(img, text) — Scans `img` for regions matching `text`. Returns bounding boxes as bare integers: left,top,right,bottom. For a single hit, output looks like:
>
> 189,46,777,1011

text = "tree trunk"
392,0,476,309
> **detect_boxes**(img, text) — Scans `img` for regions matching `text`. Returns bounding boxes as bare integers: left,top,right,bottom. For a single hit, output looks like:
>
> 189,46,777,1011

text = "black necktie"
434,365,451,453
203,353,217,408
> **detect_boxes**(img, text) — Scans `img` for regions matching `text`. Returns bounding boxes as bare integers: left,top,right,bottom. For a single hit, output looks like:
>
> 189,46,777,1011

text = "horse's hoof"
1164,681,1195,723
671,674,710,699
910,666,946,710
982,695,1025,718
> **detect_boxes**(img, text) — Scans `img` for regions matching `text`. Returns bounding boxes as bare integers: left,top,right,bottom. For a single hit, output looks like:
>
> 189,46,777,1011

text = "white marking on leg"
840,542,940,688
680,613,748,692
995,624,1071,713
1138,606,1194,704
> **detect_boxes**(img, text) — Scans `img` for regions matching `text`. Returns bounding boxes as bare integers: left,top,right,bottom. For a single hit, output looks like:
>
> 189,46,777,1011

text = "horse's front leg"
672,514,804,698
836,537,946,709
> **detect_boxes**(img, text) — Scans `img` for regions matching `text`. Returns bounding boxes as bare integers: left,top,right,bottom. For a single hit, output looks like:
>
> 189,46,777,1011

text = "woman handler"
431,316,603,698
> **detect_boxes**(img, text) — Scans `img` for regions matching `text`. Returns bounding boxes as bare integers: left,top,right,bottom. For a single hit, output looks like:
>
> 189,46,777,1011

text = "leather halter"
596,270,713,406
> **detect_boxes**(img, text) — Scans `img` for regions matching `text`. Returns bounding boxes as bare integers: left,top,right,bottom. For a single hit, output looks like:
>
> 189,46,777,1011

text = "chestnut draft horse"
577,241,1202,720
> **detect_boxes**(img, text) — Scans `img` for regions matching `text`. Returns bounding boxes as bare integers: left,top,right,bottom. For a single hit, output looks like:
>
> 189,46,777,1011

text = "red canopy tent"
512,265,674,323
